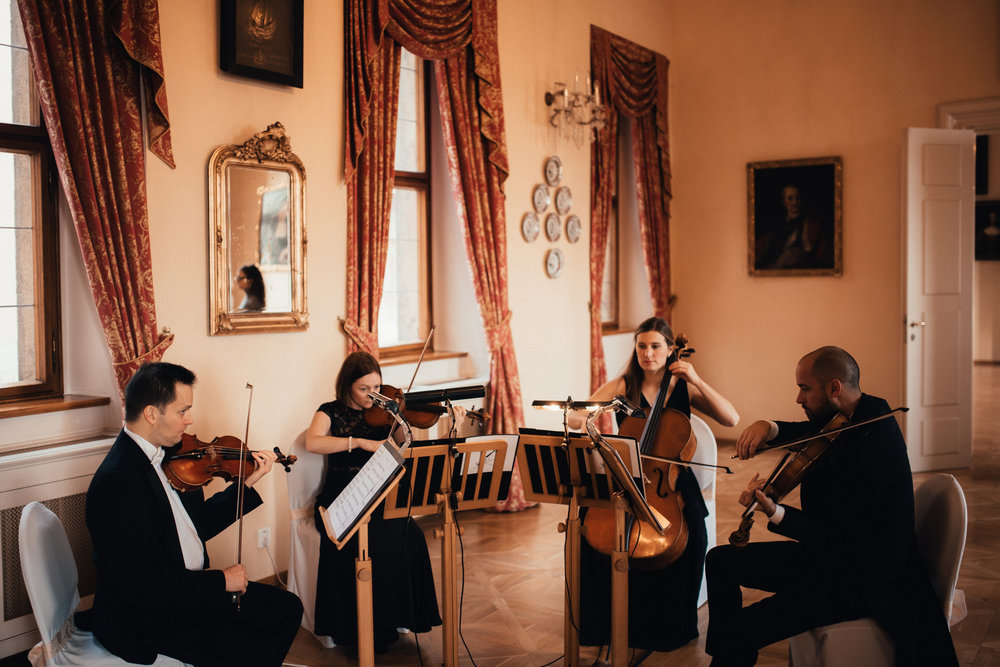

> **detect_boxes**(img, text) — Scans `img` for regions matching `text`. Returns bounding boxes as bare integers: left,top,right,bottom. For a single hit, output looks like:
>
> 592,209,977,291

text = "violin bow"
386,327,435,442
232,382,254,611
730,407,908,459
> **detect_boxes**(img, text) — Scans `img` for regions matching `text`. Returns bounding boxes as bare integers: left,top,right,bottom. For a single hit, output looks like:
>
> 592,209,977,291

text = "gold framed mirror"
208,122,308,334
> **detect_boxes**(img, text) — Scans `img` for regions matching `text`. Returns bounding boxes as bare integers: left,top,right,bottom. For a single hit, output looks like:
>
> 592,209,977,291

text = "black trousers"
153,581,303,667
705,541,865,666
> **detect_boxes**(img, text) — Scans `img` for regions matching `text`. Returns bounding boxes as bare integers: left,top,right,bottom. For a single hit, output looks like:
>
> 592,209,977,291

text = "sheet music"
461,434,518,473
322,441,403,541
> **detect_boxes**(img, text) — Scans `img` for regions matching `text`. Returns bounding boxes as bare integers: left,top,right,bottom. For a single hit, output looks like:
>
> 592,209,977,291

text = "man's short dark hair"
124,362,196,422
805,346,860,390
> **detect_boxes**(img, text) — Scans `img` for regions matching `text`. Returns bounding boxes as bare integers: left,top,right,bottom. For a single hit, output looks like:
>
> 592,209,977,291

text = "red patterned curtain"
345,0,531,510
589,26,672,391
342,0,401,356
18,0,175,395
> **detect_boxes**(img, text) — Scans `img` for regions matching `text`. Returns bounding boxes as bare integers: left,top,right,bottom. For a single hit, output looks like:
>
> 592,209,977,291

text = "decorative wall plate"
545,213,561,242
555,186,572,215
545,248,565,278
532,184,551,213
566,214,581,243
544,155,563,187
521,212,540,242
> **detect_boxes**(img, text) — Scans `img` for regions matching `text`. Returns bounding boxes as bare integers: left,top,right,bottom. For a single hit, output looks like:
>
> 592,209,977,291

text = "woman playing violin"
569,316,739,653
305,351,441,652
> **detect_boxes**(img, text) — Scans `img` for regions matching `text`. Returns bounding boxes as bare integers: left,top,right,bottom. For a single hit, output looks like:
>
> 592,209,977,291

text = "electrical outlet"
257,527,271,549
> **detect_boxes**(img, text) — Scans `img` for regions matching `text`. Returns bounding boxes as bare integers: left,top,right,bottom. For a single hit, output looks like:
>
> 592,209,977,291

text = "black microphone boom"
404,385,486,405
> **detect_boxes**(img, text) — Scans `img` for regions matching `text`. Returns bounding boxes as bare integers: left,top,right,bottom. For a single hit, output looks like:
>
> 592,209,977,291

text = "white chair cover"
689,414,717,608
284,431,336,648
788,473,969,665
914,473,968,626
18,502,189,666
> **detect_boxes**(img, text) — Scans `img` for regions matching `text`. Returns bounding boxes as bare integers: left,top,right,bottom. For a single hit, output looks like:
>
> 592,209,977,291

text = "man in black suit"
704,346,957,666
84,362,302,666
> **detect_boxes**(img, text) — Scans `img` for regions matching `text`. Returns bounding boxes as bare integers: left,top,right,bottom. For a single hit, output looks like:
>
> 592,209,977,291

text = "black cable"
454,509,478,666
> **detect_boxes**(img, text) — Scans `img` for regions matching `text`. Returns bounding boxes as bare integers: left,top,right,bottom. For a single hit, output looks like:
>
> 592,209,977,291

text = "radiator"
0,436,114,658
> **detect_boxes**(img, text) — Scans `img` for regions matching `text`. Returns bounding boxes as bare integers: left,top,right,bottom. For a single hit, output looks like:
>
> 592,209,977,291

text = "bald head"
800,346,860,391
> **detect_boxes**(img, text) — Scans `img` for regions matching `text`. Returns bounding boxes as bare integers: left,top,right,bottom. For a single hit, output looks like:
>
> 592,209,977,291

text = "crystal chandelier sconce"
544,73,607,145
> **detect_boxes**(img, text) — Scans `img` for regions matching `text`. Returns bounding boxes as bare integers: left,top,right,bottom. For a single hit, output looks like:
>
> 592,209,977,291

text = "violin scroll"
273,447,297,472
729,514,754,547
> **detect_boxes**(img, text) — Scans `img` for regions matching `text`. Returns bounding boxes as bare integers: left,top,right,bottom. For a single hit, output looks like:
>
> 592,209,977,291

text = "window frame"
0,120,63,402
378,55,433,358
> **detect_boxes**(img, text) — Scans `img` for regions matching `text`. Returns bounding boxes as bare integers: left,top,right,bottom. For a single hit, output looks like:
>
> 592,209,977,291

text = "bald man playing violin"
82,362,302,666
704,346,956,667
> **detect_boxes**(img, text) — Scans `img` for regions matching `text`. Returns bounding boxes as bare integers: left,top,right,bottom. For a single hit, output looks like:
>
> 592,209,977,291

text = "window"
0,6,62,402
379,49,431,354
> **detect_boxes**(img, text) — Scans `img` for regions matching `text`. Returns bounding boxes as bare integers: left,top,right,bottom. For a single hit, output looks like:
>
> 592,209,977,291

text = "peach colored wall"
665,0,1000,436
66,0,996,579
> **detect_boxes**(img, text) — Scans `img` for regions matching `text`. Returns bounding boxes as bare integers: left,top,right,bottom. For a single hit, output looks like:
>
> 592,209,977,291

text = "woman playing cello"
568,316,739,653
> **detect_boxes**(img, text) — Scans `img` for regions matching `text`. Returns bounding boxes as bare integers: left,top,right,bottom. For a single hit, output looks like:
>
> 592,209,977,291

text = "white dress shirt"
125,427,205,570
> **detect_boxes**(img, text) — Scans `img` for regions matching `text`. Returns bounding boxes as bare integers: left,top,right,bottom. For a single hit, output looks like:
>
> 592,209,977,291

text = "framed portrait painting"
975,200,1000,261
220,0,303,88
748,156,843,276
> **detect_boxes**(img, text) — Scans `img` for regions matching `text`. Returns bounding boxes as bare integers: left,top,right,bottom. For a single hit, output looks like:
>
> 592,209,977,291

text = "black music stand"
383,434,517,667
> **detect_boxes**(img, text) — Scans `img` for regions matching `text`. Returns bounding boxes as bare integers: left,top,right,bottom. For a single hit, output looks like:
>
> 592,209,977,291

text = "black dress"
578,384,709,652
312,400,441,649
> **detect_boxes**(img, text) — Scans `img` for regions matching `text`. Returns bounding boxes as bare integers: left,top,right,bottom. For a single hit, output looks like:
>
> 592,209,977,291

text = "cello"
583,335,697,569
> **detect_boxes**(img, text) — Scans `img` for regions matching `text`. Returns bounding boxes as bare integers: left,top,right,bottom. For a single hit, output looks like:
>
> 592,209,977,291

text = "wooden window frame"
0,121,63,403
379,56,433,359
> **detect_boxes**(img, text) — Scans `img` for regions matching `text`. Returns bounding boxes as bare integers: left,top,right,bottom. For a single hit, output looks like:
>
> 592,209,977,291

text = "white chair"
18,502,189,666
914,473,968,627
284,431,336,648
689,414,717,608
788,473,968,666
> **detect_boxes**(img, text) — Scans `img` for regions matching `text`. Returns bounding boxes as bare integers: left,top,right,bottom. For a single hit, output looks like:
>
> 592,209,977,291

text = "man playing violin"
704,346,956,666
82,362,303,666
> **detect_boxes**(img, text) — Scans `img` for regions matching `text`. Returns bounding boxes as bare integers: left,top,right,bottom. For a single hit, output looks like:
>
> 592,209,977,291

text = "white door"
902,127,975,472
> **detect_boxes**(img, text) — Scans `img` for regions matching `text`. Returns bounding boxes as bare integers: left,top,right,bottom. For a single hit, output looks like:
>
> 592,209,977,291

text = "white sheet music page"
322,441,402,541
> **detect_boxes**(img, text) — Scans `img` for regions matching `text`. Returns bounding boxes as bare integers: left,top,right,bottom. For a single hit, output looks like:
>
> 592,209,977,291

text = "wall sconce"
544,73,606,145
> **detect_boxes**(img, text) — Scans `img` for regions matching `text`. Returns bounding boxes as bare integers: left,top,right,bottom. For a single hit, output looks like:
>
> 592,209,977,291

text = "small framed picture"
220,0,303,88
748,156,843,276
975,200,1000,261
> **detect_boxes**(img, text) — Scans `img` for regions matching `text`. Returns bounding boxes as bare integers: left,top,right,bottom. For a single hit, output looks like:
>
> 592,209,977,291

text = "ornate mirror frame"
208,122,308,335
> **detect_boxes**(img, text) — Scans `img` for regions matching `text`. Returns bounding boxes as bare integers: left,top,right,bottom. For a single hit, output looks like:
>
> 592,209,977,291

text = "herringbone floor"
283,364,1000,666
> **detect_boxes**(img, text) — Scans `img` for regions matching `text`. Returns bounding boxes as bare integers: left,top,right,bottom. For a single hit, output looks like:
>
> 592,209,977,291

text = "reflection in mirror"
208,122,307,334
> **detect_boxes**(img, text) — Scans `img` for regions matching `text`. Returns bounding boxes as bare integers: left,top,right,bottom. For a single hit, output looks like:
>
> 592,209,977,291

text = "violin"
583,334,696,569
728,407,907,546
728,412,848,546
362,383,489,429
162,432,297,492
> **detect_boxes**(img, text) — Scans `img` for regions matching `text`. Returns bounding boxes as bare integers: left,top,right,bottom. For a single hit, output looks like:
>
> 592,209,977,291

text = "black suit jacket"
769,394,956,666
84,431,262,664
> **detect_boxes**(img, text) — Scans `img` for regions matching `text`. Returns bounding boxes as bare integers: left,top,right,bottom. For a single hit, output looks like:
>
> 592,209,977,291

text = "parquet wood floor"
283,364,1000,666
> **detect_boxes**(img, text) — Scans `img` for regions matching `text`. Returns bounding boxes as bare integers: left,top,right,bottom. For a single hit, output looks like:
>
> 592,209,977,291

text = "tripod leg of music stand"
355,518,375,667
559,491,581,667
610,493,629,667
435,493,460,667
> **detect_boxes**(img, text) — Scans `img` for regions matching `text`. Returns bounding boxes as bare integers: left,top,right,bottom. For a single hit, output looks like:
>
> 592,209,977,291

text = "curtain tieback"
111,328,175,368
484,310,512,353
339,317,378,356
588,301,601,322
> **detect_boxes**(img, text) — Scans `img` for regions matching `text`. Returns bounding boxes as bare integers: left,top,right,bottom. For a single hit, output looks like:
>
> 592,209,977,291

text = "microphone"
404,385,486,405
613,395,641,416
368,391,400,414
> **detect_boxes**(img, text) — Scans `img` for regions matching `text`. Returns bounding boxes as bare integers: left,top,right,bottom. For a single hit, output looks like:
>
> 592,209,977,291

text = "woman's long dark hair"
335,351,382,403
240,264,265,310
621,316,674,405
